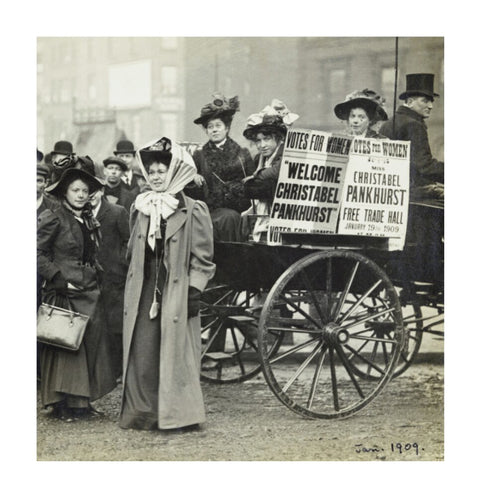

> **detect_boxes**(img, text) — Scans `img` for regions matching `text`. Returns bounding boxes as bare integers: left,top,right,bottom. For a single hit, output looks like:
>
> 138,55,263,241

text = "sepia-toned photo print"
35,35,444,463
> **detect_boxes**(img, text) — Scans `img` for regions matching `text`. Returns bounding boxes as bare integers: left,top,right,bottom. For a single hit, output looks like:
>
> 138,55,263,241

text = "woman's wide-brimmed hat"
243,99,299,141
138,137,173,167
193,93,240,125
50,140,74,156
399,73,440,100
103,156,128,171
46,167,104,198
114,140,136,155
334,89,388,122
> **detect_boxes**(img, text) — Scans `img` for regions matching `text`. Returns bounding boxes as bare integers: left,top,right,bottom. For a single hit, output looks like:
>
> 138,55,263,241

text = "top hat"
193,93,240,126
103,156,128,171
37,149,44,163
50,140,74,156
46,167,104,198
334,89,388,122
114,140,136,155
399,73,440,100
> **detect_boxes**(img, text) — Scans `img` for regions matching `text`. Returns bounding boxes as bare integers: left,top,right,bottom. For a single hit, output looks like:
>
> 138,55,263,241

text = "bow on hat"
344,89,386,108
245,99,299,128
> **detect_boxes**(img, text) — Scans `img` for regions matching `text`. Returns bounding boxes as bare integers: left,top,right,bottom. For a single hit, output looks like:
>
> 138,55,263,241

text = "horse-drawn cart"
199,130,444,420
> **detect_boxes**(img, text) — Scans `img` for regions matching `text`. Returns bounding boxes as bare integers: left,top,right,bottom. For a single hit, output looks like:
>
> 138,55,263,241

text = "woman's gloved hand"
187,286,202,318
51,272,68,294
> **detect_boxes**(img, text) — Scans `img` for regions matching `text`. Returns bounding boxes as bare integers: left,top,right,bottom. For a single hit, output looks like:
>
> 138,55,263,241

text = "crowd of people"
36,72,444,431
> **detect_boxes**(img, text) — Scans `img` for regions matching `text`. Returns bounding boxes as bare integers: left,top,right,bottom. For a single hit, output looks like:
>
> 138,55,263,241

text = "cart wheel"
258,250,404,419
200,285,283,384
345,293,423,380
393,300,423,377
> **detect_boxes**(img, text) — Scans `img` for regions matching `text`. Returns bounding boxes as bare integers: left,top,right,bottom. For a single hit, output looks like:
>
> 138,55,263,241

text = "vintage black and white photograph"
5,1,479,494
34,34,446,459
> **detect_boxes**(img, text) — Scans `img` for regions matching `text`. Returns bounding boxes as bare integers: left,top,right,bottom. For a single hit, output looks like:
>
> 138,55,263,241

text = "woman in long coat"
189,93,255,241
119,137,215,431
37,168,116,420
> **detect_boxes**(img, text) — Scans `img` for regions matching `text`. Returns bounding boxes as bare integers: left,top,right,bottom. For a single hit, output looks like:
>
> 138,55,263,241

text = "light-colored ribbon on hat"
245,99,299,127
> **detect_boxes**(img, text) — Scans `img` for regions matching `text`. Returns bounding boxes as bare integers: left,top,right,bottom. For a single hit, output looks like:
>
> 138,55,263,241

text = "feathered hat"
334,89,388,122
243,99,299,140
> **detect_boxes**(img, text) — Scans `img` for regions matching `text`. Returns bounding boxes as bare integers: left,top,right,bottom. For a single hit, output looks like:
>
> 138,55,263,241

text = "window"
161,66,178,95
108,60,152,108
160,113,178,140
328,68,347,111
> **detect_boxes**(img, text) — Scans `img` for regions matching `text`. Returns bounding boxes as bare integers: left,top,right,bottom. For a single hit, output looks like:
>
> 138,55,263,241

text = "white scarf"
135,138,197,250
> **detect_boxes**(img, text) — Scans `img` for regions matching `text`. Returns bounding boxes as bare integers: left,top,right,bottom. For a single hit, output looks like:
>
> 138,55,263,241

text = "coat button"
172,237,177,242
138,234,142,239
173,316,178,323
124,310,127,315
173,277,178,283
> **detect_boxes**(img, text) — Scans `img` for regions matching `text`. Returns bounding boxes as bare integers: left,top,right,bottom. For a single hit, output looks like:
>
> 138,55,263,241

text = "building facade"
37,37,443,163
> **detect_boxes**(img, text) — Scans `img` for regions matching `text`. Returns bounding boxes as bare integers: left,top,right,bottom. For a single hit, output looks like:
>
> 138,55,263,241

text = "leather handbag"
37,299,89,351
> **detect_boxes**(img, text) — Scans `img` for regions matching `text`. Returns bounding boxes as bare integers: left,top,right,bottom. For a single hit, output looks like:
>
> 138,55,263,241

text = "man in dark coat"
380,73,444,193
103,156,138,212
113,140,141,196
380,73,444,290
89,186,130,379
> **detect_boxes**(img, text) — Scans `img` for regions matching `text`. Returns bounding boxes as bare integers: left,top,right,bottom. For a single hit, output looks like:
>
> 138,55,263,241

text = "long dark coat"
37,205,116,406
104,182,138,213
96,198,130,377
379,106,444,187
191,137,255,212
96,198,129,284
121,194,215,429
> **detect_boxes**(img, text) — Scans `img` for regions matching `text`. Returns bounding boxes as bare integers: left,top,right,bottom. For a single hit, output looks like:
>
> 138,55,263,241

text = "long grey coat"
121,193,215,428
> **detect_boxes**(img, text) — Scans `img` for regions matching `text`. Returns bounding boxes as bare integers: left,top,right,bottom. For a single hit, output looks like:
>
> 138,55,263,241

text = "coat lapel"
96,198,109,223
62,206,84,249
165,193,188,241
165,207,187,241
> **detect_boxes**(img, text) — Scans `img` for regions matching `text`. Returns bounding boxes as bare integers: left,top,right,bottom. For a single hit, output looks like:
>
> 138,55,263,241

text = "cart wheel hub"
322,323,349,345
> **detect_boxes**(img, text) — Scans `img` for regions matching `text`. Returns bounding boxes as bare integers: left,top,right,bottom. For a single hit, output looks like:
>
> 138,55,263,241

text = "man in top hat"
103,156,138,212
380,73,444,192
113,140,141,196
380,73,444,291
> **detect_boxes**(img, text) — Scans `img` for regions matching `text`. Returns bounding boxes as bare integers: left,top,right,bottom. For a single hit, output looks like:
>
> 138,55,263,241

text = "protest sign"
267,128,410,250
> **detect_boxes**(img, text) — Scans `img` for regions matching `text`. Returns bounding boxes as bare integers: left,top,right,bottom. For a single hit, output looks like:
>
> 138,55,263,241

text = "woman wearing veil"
119,137,216,431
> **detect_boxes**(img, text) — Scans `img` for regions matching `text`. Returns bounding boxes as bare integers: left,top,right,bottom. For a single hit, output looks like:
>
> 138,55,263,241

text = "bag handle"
44,294,77,326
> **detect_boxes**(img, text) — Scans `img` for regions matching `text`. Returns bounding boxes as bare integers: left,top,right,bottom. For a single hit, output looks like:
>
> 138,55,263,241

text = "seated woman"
241,99,299,242
189,93,255,242
119,137,216,431
333,89,388,138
